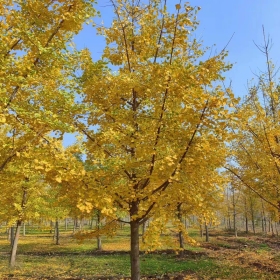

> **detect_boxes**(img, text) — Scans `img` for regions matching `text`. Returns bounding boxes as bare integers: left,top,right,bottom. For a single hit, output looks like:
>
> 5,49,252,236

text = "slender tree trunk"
244,197,249,233
10,227,15,246
205,222,209,242
22,223,26,236
55,219,59,245
130,220,140,280
96,210,102,250
200,224,203,238
50,220,53,234
10,221,21,267
249,197,255,234
9,188,27,267
261,200,267,235
270,217,275,236
176,203,184,250
232,187,238,237
245,216,249,234
65,218,68,231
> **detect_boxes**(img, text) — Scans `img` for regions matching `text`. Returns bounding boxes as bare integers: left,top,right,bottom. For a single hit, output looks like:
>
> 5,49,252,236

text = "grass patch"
0,228,279,279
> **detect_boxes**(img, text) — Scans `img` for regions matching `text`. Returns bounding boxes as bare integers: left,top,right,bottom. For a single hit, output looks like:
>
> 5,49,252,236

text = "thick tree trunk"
10,221,21,267
130,220,140,280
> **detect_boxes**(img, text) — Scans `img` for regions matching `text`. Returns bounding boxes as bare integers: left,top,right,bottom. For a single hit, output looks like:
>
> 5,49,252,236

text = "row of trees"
1,1,279,279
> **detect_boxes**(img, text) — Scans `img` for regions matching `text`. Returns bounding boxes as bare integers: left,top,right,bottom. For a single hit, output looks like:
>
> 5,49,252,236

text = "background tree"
0,0,96,266
226,28,280,217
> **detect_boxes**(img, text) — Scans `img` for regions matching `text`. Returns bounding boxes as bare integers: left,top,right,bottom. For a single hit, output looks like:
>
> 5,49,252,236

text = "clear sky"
74,0,280,96
64,0,280,146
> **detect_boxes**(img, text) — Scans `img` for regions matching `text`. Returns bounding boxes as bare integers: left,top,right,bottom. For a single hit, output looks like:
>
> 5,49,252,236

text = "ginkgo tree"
225,30,280,219
0,0,96,267
0,0,96,150
76,1,238,278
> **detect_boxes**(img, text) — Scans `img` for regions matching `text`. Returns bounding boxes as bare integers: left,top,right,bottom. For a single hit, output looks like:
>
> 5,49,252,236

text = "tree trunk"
10,221,21,267
245,216,249,234
244,198,249,233
9,188,27,267
177,203,184,249
130,220,140,280
250,198,255,234
205,222,209,242
270,218,275,236
261,200,267,235
200,224,203,238
10,227,15,246
22,223,26,236
232,187,238,237
55,219,59,245
96,210,102,250
50,220,53,234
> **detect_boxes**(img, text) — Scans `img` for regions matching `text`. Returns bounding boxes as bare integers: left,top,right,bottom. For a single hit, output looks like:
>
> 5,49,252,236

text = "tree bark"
96,210,102,250
130,220,140,280
249,197,255,234
244,198,249,233
9,188,27,267
205,222,209,242
10,227,15,246
200,224,203,238
22,223,26,236
55,219,59,245
177,203,184,249
10,221,21,267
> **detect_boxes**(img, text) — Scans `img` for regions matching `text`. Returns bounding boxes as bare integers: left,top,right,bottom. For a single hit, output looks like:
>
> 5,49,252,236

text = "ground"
0,226,279,279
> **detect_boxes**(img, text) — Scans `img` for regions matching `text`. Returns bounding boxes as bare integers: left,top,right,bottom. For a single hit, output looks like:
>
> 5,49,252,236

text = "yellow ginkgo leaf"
55,176,62,183
175,4,181,10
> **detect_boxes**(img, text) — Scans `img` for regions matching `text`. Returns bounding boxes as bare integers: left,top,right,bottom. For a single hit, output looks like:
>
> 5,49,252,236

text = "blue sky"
64,0,280,146
74,0,280,96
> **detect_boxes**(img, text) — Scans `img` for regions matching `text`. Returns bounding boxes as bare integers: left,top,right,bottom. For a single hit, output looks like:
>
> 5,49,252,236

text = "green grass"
0,227,279,279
